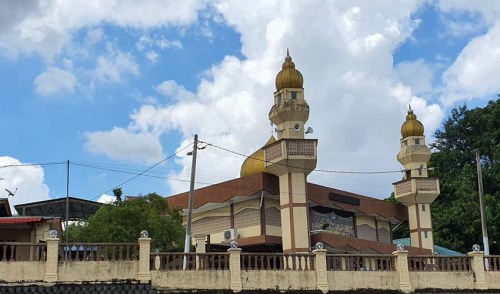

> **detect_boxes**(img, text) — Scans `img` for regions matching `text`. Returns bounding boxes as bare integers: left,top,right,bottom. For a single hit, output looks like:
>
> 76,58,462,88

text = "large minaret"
264,51,318,253
393,107,440,252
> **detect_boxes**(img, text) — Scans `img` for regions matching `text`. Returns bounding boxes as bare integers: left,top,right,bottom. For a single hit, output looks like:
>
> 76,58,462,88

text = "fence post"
137,237,151,282
228,248,242,292
468,251,488,289
393,250,412,293
43,237,59,282
313,249,329,293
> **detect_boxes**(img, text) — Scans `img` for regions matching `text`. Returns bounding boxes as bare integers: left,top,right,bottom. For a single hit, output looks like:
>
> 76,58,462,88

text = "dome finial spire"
275,49,303,90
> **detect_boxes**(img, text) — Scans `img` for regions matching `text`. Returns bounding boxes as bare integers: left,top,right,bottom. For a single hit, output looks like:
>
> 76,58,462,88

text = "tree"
113,187,123,204
430,99,500,253
67,193,184,251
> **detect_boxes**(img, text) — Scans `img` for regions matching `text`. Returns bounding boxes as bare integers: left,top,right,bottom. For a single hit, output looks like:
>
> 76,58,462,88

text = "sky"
1,0,500,212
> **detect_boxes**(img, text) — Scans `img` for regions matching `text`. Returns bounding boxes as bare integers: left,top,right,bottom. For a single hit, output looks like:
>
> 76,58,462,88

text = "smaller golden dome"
275,50,304,91
401,107,424,138
240,136,276,177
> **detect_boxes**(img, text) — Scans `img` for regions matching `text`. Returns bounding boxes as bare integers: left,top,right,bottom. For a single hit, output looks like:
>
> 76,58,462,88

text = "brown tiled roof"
307,183,408,221
166,172,407,222
167,173,279,209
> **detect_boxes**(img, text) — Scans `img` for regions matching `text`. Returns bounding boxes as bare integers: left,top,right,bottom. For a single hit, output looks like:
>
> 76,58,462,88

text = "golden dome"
240,136,276,177
401,107,424,138
275,50,303,91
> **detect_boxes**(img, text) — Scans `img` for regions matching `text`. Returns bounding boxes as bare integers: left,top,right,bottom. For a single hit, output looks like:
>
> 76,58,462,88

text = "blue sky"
1,1,499,209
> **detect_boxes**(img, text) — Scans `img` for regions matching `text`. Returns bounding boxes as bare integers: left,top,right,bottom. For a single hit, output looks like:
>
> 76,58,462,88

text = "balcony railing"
264,139,317,162
393,178,440,203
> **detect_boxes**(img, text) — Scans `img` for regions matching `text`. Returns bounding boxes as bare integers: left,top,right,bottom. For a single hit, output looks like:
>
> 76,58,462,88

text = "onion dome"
401,106,424,138
240,136,276,177
275,50,304,91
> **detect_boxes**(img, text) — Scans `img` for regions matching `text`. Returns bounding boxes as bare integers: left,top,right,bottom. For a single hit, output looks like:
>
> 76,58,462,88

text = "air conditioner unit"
223,228,237,241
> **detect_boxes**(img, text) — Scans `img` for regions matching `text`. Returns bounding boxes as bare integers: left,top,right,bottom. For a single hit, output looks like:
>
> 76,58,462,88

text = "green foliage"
113,187,123,204
430,99,500,254
66,193,184,251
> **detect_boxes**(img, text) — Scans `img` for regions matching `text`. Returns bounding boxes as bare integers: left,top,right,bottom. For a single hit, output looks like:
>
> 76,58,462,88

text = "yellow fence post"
468,251,488,290
393,250,412,293
137,235,151,282
313,249,329,293
227,247,242,292
43,236,59,282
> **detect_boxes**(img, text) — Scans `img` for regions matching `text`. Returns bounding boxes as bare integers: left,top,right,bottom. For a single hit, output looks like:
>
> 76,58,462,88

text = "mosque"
167,52,440,255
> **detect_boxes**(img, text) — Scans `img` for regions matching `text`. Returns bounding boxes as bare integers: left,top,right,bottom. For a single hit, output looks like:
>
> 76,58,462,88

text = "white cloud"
86,28,104,46
94,52,139,84
146,50,159,64
84,127,164,164
136,35,182,51
0,0,206,60
440,24,500,105
96,194,116,204
34,66,77,96
83,1,445,199
0,156,50,213
395,59,434,96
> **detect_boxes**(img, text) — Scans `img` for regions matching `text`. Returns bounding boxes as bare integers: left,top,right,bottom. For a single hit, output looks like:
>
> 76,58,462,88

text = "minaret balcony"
264,139,318,176
393,177,440,205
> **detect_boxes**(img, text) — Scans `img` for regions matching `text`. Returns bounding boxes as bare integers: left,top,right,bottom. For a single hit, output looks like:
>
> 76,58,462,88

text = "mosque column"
393,107,440,252
264,52,317,253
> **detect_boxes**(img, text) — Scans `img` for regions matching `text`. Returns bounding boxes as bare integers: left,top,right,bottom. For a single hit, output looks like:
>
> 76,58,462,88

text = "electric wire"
200,141,404,174
89,143,193,200
0,161,66,169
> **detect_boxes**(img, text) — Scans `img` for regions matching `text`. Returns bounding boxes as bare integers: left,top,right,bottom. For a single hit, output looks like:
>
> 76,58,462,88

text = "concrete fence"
1,238,500,293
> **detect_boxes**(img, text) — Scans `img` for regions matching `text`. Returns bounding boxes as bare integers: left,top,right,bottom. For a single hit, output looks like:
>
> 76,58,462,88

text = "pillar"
227,248,242,292
468,251,488,290
313,249,329,293
137,237,151,282
393,250,412,293
44,237,59,282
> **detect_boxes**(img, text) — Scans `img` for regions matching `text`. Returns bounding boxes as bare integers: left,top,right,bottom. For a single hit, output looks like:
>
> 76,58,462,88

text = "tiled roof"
0,216,43,224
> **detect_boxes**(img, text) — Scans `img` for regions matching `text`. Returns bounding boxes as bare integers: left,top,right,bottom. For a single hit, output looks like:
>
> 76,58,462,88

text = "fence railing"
241,253,314,271
59,243,139,262
151,252,229,271
408,256,471,272
326,254,395,271
485,256,500,271
0,242,47,262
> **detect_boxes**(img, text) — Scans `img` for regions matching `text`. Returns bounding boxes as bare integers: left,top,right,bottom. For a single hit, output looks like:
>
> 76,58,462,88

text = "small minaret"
393,107,440,252
264,51,317,253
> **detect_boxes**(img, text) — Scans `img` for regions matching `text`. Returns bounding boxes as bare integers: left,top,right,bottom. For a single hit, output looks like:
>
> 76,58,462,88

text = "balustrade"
486,256,500,271
0,242,46,262
240,253,314,271
326,254,395,271
151,252,229,271
59,243,139,262
408,256,471,272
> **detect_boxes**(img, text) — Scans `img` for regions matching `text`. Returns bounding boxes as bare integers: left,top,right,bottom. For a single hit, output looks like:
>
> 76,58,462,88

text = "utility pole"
184,134,198,256
65,159,70,261
475,150,490,257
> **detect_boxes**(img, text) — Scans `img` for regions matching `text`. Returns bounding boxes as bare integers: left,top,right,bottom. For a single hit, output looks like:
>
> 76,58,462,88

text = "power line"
90,143,194,200
0,161,66,169
201,141,403,175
